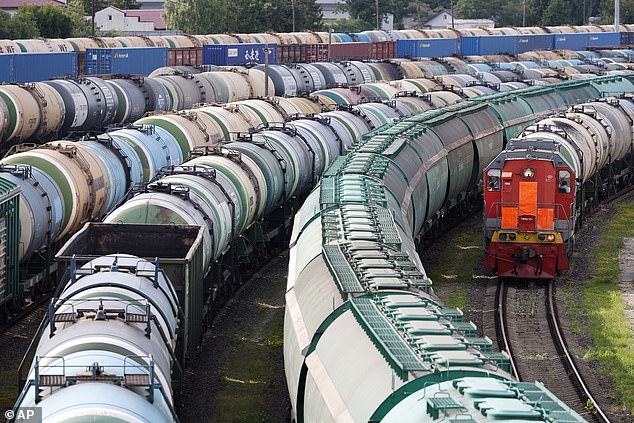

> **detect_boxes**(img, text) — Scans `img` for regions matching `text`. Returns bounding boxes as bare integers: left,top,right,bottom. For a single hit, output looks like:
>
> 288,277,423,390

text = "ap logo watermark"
4,408,41,422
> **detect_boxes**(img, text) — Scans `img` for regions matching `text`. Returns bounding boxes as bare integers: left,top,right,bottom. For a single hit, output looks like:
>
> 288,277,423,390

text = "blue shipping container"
85,47,168,76
587,32,621,47
0,55,14,83
516,34,554,53
396,39,457,58
14,52,77,82
460,35,517,56
553,33,588,50
202,44,278,66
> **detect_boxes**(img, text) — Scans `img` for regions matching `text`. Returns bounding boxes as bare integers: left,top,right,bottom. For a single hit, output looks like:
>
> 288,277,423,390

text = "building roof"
1,0,65,7
123,9,166,30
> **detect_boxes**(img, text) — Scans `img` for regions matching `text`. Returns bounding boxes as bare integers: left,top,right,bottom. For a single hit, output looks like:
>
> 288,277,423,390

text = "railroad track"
495,278,610,423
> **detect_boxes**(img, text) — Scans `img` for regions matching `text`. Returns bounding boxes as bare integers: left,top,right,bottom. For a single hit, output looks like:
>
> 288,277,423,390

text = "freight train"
0,54,607,145
283,77,634,422
9,76,631,422
483,98,634,278
8,83,462,423
2,24,634,82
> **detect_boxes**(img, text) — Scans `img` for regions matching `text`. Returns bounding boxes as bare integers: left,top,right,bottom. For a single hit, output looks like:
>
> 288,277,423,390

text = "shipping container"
168,47,203,66
56,223,206,363
370,41,396,59
460,36,517,56
203,43,278,66
515,34,554,53
13,52,77,82
85,47,168,76
396,38,457,58
0,54,14,83
621,32,633,46
587,32,621,47
0,53,77,83
554,33,589,50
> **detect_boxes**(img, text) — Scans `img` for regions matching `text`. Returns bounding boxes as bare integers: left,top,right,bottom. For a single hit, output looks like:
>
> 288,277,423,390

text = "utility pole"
522,0,526,27
615,0,620,32
376,0,379,30
450,0,455,30
291,0,296,32
91,0,96,36
583,0,586,24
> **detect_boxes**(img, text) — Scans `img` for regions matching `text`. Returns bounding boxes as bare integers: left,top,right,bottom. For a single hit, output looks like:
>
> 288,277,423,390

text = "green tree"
325,18,373,32
66,0,93,35
165,0,321,33
456,0,524,26
540,0,573,24
17,4,75,37
341,0,410,29
0,10,39,39
600,0,634,24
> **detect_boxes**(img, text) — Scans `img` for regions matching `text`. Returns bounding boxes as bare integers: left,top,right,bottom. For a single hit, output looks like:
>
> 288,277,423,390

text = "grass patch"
580,197,634,411
210,275,287,423
425,216,483,310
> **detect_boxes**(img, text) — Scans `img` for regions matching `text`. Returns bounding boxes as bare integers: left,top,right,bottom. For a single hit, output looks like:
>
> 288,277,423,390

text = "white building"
316,0,349,20
425,10,494,30
93,6,166,33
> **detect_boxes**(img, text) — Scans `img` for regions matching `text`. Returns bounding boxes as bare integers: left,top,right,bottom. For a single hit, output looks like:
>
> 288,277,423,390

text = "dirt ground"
179,251,290,423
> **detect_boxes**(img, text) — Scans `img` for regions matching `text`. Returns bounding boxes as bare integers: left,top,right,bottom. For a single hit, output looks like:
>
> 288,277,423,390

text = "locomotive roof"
486,138,573,171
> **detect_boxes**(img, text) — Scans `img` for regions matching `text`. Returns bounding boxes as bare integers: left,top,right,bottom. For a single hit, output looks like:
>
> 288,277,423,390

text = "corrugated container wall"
0,55,14,83
396,38,457,58
14,52,77,82
554,33,588,50
460,36,517,56
203,43,278,66
85,47,168,76
167,47,203,66
587,32,621,47
621,32,633,45
0,53,77,83
515,34,553,53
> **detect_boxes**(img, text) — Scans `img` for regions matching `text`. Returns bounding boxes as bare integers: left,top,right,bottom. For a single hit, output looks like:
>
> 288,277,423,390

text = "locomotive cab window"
558,170,571,193
487,169,501,191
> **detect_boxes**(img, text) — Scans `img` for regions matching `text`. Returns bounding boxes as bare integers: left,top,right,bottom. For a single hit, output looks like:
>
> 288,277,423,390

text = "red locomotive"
483,139,575,279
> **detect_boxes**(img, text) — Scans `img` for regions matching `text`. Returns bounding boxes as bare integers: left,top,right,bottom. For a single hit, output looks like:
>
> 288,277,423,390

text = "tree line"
0,0,631,40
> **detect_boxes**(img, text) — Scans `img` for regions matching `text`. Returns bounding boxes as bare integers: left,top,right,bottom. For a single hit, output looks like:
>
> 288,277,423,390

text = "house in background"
93,6,166,33
425,10,494,30
1,0,65,15
316,0,349,20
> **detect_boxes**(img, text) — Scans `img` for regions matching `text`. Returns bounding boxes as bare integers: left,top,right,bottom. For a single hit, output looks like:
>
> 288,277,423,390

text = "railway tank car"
13,255,180,423
283,78,634,422
7,76,632,422
483,97,634,278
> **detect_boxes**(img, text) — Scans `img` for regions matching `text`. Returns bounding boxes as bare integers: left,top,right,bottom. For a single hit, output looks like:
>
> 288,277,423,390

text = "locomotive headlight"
499,233,508,241
546,234,555,242
509,233,516,241
538,234,545,241
522,168,535,178
538,233,556,242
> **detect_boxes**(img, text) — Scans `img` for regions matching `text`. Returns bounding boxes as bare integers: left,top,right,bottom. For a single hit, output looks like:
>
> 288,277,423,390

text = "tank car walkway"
619,238,634,337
